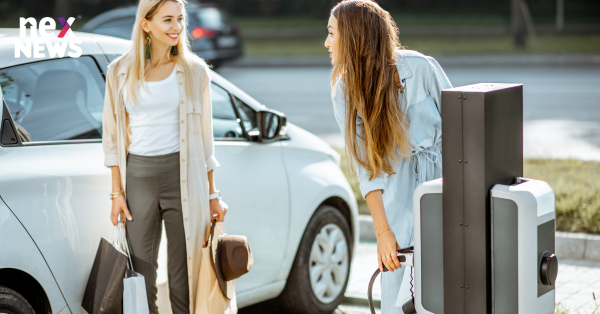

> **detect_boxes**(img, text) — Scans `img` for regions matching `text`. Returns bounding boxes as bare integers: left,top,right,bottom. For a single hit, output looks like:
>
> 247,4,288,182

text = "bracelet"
209,190,221,201
376,227,391,237
110,190,124,200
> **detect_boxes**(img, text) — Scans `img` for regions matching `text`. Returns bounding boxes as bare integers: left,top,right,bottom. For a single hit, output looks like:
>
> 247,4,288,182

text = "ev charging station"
397,83,558,314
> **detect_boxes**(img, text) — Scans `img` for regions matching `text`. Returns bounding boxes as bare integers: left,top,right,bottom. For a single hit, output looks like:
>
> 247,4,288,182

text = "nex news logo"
15,17,82,59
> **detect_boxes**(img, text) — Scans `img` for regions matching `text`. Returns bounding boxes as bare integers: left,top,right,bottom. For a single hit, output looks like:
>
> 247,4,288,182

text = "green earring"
172,45,178,56
145,32,152,59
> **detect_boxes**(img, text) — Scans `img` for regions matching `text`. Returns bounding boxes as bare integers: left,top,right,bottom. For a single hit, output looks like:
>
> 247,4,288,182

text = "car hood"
284,123,341,165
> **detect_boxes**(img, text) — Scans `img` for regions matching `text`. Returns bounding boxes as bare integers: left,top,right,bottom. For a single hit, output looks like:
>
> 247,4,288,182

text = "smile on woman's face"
143,1,184,48
325,15,340,65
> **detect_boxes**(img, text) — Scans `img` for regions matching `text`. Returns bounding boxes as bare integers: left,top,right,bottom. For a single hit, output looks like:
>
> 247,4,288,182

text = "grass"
528,159,600,234
237,16,327,29
555,303,572,314
236,14,508,30
243,34,600,56
553,292,600,313
336,149,600,235
237,12,600,57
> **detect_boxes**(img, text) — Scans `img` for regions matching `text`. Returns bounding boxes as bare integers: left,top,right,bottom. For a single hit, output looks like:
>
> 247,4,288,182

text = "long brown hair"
331,0,410,180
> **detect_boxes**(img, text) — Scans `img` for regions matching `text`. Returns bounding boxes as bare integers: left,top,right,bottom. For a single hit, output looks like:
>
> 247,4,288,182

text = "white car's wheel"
280,205,352,314
0,286,35,314
309,223,349,304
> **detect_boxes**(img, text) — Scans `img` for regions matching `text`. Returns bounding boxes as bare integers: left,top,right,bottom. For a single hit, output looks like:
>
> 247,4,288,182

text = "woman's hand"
364,190,402,272
377,228,402,272
210,199,227,222
111,195,132,226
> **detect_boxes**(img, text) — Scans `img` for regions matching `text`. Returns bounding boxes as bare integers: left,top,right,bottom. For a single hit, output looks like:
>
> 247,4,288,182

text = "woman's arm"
425,56,453,113
102,63,131,225
331,84,403,272
200,64,220,173
365,190,403,273
200,64,226,221
110,166,131,225
102,64,119,168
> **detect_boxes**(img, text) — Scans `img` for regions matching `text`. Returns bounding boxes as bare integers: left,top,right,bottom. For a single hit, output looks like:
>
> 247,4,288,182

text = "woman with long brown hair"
326,0,452,311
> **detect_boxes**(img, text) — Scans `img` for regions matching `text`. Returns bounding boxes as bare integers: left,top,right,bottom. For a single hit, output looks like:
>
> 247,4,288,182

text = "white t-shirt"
124,66,180,156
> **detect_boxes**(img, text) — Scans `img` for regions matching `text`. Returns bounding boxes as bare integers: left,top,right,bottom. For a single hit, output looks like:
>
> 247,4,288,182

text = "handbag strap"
117,221,135,271
203,218,218,248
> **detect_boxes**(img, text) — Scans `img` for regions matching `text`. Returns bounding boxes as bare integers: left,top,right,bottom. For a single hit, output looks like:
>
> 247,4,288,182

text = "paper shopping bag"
123,269,150,314
194,223,237,314
120,222,150,314
82,237,127,314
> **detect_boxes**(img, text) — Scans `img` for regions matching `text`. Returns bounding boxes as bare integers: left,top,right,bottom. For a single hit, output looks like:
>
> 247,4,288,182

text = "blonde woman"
326,0,452,312
102,0,229,313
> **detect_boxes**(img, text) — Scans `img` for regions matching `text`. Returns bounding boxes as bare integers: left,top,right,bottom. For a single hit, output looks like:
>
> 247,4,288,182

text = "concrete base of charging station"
359,215,600,262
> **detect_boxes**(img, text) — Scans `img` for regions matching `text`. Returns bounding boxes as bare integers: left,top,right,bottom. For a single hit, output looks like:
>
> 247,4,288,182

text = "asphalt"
213,58,600,312
217,60,600,312
217,63,600,161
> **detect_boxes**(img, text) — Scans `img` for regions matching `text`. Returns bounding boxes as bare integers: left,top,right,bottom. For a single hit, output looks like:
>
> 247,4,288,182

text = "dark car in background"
80,2,242,68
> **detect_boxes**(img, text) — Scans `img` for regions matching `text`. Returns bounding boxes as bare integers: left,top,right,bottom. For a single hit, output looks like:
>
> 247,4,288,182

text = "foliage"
526,159,600,234
337,148,600,235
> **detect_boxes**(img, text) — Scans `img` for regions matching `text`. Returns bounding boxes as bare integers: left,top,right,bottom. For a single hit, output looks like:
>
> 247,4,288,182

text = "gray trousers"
125,152,190,314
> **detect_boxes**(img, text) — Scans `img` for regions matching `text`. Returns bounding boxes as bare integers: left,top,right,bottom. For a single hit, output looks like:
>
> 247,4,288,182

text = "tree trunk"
556,0,564,31
511,0,526,49
519,0,538,49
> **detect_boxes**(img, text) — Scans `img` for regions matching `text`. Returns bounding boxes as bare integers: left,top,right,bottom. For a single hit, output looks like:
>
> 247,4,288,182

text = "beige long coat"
102,57,218,313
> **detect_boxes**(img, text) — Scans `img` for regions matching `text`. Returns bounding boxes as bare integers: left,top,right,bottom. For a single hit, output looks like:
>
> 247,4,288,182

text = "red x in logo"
57,17,74,38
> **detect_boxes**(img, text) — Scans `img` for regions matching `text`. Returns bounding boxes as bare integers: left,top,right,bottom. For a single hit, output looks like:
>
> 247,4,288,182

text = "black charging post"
441,83,524,313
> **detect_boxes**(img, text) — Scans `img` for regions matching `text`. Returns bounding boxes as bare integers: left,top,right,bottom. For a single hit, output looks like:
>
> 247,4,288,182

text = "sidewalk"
345,241,600,313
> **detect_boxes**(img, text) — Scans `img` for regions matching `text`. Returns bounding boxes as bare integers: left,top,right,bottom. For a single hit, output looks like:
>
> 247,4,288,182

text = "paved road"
217,65,600,160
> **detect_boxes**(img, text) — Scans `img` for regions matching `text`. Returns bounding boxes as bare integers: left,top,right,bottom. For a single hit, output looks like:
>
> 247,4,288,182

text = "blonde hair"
113,0,207,105
331,0,410,180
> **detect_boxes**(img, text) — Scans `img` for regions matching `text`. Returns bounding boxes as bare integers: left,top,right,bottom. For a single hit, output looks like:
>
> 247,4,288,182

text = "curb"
359,215,600,261
343,295,380,309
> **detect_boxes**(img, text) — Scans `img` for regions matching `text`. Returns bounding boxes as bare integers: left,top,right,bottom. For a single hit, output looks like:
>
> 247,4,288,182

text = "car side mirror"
246,127,260,141
256,109,288,143
1,97,23,147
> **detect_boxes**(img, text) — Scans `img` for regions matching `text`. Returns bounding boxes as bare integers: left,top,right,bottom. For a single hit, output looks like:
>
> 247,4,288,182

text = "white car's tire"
0,286,35,314
280,205,352,314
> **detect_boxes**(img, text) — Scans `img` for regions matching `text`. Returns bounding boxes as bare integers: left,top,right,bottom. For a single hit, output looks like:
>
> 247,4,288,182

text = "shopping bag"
194,222,237,314
121,223,150,314
82,223,128,314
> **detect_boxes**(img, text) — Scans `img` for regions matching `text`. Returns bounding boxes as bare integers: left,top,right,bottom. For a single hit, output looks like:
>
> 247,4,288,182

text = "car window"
0,57,105,142
234,98,258,135
92,16,136,39
211,83,243,139
196,7,223,30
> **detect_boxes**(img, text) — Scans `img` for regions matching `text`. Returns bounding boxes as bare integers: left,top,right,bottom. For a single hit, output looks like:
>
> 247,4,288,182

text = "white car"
0,29,358,314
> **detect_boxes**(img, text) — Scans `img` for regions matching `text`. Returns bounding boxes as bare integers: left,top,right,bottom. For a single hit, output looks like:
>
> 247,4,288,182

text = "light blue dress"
331,49,452,312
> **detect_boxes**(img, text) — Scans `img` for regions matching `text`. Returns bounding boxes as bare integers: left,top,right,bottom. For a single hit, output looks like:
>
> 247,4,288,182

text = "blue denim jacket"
331,49,452,309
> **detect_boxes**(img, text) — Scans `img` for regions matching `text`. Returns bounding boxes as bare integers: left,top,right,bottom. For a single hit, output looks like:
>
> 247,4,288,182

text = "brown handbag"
206,218,254,300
